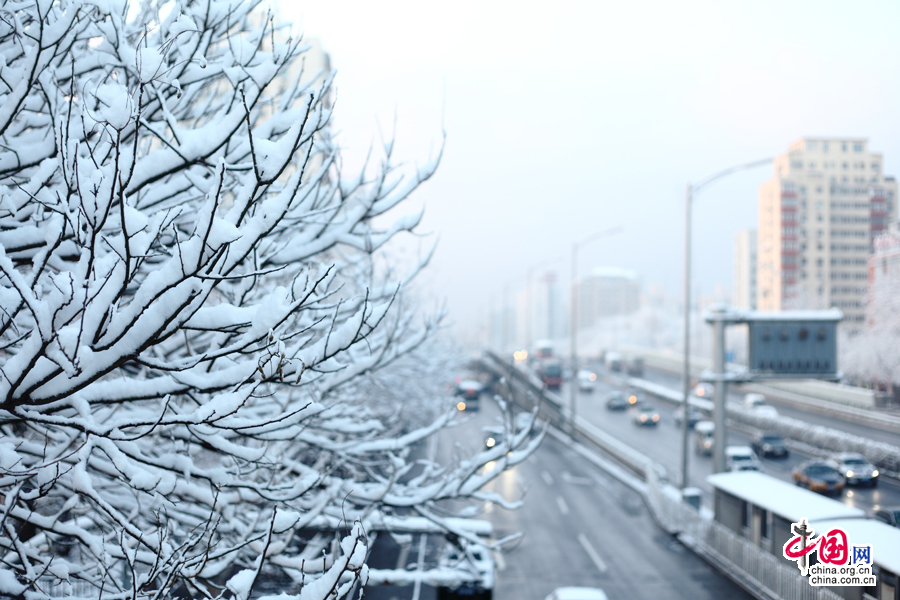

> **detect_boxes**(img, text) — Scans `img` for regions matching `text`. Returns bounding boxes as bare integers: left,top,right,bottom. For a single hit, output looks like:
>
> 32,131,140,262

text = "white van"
694,421,714,455
743,393,766,409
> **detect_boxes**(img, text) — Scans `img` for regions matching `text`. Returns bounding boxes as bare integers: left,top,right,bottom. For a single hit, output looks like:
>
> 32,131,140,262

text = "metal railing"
480,351,846,600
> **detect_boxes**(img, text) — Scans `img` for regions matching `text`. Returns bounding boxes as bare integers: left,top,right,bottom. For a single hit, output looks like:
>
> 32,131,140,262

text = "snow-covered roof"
808,518,900,574
587,266,638,281
706,472,866,522
705,308,843,322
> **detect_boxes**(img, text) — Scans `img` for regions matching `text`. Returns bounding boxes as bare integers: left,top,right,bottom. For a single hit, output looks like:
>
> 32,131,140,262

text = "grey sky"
285,0,900,339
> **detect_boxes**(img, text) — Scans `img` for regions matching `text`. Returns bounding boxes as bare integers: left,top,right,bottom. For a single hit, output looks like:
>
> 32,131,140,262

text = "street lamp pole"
570,226,623,433
679,157,773,490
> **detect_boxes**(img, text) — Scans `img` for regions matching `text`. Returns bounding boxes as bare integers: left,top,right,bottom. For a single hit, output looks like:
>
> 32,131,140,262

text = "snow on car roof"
548,587,609,600
707,472,865,522
725,446,754,456
808,518,900,574
458,380,482,389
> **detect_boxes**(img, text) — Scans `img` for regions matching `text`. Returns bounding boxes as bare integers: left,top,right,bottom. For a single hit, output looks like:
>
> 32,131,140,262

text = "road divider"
619,373,900,478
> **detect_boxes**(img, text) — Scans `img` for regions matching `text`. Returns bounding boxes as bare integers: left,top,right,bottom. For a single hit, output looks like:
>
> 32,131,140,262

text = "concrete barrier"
620,345,877,410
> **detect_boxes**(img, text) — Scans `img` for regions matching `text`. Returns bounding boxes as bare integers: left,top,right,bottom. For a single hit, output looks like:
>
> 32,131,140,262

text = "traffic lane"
561,379,900,513
475,425,753,599
437,398,751,600
638,367,900,447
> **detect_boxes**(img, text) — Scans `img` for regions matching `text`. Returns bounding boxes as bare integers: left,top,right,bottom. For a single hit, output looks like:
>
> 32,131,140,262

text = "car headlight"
457,402,466,411
486,437,496,448
763,444,771,451
652,414,659,422
640,414,647,422
846,470,854,478
704,440,711,448
873,470,879,477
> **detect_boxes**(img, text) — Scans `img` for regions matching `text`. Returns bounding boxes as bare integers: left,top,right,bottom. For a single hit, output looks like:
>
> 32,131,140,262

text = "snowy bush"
0,0,538,597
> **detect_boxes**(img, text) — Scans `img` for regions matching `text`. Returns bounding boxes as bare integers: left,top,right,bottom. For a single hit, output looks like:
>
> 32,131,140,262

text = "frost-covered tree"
0,0,539,598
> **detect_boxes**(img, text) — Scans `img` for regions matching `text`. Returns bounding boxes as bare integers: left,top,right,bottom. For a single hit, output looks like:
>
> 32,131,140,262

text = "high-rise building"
868,226,900,327
577,267,640,329
757,138,898,325
734,229,757,310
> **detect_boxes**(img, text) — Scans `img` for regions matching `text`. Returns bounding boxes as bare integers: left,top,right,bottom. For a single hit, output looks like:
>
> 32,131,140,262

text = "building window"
741,501,751,529
807,141,817,151
854,143,863,152
872,162,880,170
842,143,848,152
823,142,829,152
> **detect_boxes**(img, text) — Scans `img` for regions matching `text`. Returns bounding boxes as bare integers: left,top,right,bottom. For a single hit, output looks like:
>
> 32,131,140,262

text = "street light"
570,226,623,433
679,157,772,489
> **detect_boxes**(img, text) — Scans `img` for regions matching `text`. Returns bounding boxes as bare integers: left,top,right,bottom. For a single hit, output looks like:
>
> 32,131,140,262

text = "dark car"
792,460,845,495
829,453,879,487
751,433,789,459
605,392,628,411
538,361,563,391
873,507,900,528
673,406,704,428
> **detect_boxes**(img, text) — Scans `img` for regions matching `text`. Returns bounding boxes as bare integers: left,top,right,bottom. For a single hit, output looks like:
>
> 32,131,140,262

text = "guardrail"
619,345,882,412
479,351,844,600
618,373,900,477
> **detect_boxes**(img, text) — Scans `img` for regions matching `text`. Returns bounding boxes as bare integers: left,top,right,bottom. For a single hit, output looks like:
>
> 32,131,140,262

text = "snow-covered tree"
0,0,540,598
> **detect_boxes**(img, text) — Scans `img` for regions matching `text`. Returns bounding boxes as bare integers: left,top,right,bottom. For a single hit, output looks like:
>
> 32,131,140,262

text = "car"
436,536,494,600
673,406,704,428
537,360,563,390
743,393,767,409
829,453,879,487
483,426,505,450
631,401,660,426
544,588,609,600
752,405,779,419
605,392,628,410
692,382,714,399
873,507,900,528
725,446,762,472
750,433,789,458
694,421,714,455
577,369,597,392
743,393,779,418
792,460,845,495
605,352,623,372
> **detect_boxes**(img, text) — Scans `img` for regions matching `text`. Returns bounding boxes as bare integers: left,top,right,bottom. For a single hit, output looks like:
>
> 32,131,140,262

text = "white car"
577,369,597,392
545,588,608,600
743,392,778,417
726,446,762,472
436,537,494,598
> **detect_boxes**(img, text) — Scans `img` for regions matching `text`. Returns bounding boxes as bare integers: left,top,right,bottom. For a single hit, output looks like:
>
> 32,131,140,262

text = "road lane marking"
562,471,593,486
577,533,608,574
555,496,569,515
541,470,554,485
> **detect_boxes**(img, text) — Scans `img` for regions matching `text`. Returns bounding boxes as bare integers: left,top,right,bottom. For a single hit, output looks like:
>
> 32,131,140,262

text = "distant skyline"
283,0,900,340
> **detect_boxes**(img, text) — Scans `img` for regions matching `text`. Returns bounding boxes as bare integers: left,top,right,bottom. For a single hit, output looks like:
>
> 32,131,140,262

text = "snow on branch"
0,1,534,598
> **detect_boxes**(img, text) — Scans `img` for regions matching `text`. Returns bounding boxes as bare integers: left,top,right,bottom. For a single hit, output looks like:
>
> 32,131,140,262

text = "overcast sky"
282,0,900,341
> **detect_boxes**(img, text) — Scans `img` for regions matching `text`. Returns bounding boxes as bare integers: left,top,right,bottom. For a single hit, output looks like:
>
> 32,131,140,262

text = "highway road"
552,370,900,514
446,399,753,600
365,397,753,600
638,366,900,447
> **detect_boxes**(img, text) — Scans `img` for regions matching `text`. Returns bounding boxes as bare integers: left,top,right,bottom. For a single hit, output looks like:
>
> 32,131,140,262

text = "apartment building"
734,229,757,310
757,138,897,325
577,267,640,329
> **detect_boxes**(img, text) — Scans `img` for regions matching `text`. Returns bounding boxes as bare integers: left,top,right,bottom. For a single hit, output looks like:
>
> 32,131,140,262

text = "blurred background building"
757,138,898,325
577,267,640,329
733,228,757,310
